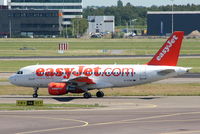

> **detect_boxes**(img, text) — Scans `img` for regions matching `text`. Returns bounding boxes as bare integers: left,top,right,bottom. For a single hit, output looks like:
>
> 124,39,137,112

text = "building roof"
147,11,200,14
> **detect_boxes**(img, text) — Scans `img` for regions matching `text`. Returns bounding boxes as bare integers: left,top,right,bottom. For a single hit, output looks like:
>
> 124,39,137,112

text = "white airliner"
9,31,190,98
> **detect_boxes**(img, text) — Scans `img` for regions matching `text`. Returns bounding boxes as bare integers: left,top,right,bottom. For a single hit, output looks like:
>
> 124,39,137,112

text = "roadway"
0,96,200,134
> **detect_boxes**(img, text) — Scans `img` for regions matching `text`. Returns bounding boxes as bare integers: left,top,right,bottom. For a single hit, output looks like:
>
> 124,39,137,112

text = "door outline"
140,66,147,80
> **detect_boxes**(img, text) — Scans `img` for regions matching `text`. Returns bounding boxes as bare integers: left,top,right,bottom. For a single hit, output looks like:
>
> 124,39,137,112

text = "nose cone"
9,75,17,85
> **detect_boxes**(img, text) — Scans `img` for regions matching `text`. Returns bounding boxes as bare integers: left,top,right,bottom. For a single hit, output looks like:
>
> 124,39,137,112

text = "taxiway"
0,96,200,134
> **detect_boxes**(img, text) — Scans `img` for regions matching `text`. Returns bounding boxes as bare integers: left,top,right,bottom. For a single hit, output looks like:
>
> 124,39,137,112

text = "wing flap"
72,77,96,84
62,77,96,86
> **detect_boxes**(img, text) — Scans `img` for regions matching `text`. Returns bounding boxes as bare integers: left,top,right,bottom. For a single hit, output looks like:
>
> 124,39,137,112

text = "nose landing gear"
33,87,39,98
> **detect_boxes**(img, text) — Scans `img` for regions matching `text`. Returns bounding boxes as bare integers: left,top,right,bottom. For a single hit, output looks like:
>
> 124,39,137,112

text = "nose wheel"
33,93,38,98
33,87,39,98
96,91,104,98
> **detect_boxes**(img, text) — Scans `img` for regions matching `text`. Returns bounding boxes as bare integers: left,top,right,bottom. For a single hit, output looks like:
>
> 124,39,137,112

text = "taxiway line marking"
0,115,88,134
161,130,200,134
87,111,200,127
5,111,200,134
121,119,200,124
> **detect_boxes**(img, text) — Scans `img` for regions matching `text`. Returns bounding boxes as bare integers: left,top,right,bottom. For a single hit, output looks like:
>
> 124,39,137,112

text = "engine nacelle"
48,82,68,95
48,82,85,95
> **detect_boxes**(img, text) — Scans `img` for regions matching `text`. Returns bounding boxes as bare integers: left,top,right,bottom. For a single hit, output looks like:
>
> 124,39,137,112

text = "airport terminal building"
0,9,62,37
7,0,83,26
0,0,83,37
147,11,200,35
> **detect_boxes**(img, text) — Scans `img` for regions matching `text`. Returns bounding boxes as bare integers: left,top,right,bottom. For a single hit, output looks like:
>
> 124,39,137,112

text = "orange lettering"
94,67,101,76
73,66,84,76
36,68,44,76
55,68,63,77
63,68,74,79
112,68,121,76
84,68,92,76
45,68,54,76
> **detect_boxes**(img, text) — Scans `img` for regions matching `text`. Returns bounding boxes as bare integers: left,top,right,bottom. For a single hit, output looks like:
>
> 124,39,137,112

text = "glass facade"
63,18,71,21
11,6,82,9
11,0,82,3
0,9,61,37
9,0,83,26
8,12,58,17
21,24,59,28
63,12,81,15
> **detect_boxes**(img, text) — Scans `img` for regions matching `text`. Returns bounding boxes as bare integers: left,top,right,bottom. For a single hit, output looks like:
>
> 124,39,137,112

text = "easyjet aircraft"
9,31,190,98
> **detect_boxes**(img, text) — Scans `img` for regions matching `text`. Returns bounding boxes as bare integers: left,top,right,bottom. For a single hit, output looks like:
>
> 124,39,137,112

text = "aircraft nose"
9,75,17,85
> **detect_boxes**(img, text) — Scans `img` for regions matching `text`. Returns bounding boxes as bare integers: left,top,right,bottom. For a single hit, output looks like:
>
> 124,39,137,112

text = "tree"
83,3,200,28
62,18,88,38
71,18,88,37
117,0,123,7
126,2,132,7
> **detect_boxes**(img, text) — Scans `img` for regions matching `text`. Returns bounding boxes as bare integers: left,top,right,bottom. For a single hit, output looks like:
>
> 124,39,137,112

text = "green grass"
0,103,100,110
0,58,199,72
99,83,200,96
0,38,200,56
0,58,147,72
0,78,8,82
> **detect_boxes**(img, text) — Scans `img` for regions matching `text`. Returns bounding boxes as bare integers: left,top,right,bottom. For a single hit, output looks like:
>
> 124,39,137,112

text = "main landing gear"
83,90,104,98
96,91,104,98
83,92,92,99
33,87,39,98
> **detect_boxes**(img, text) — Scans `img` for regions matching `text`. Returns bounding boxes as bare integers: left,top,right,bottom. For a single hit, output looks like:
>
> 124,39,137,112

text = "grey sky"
83,0,200,7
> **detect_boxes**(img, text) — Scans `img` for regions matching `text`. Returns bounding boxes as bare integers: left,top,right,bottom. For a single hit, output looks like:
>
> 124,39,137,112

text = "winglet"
147,31,184,66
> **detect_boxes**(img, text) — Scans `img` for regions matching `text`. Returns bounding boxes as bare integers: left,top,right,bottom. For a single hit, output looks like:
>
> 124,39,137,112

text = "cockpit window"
16,71,23,74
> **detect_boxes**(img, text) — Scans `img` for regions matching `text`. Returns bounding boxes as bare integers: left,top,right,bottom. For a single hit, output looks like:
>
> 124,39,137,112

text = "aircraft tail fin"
147,31,184,66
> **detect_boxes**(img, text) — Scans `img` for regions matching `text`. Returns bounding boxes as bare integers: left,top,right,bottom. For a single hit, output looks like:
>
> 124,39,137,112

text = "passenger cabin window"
17,71,23,74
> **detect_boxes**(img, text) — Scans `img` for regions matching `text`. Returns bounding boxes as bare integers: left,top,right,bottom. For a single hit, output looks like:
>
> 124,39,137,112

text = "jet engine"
48,82,68,95
48,82,85,95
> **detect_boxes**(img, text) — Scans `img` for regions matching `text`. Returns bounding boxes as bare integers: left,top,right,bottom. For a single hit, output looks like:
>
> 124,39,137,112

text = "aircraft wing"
61,77,96,86
157,69,176,75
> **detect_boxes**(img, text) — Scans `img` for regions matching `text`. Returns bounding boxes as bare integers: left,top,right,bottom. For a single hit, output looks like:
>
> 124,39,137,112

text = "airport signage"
16,100,43,106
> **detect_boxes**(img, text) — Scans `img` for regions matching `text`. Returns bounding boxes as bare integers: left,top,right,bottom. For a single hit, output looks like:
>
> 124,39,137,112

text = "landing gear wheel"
33,87,39,98
83,92,92,99
96,91,104,98
33,94,38,98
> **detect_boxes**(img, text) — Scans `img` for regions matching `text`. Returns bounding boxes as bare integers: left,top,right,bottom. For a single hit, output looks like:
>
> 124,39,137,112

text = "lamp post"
171,0,174,33
131,19,137,33
65,25,68,38
126,22,129,33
